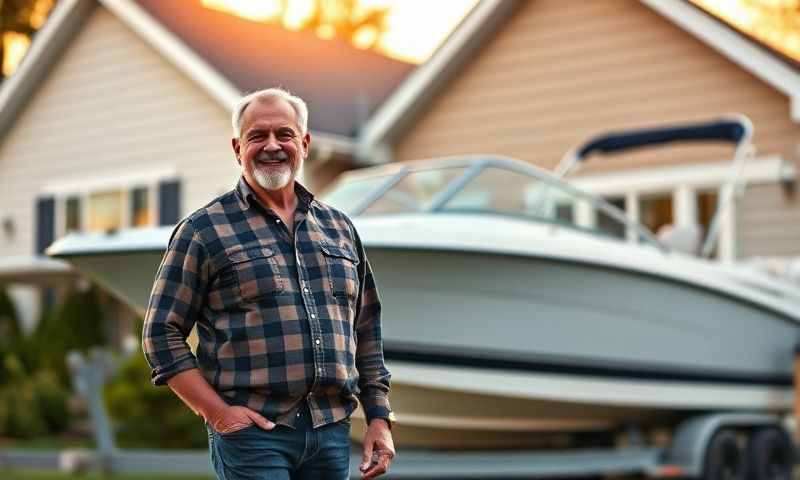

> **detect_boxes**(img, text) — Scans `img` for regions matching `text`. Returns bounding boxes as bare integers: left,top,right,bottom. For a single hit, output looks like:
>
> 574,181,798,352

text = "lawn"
0,470,213,480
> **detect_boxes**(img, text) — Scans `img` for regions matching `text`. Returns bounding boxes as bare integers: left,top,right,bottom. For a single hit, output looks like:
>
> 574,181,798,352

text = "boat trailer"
12,348,790,480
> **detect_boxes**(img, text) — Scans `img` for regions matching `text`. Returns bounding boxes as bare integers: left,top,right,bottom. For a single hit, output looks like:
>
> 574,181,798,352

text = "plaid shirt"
142,176,392,429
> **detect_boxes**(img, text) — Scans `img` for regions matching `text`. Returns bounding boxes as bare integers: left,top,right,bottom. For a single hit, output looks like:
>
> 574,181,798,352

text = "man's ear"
232,138,241,165
302,132,311,158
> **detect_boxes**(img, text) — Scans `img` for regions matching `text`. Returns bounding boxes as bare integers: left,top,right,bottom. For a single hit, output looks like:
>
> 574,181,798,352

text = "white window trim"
571,156,794,262
46,167,178,236
572,156,792,195
40,167,177,196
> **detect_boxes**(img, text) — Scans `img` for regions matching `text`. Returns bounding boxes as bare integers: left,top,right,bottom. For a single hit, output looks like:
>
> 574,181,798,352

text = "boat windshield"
321,158,663,248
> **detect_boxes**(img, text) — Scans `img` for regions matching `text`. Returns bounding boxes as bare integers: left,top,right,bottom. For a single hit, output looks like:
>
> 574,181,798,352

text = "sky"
6,0,800,77
201,0,480,64
689,0,800,63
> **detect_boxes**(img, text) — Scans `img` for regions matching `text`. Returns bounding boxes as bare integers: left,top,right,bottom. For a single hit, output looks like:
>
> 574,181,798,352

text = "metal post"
66,348,117,473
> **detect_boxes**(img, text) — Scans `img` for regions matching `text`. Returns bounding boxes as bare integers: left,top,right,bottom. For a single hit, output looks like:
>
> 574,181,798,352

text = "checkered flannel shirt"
142,177,393,429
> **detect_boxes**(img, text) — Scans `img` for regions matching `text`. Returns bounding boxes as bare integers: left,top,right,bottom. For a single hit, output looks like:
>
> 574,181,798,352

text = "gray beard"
253,163,293,191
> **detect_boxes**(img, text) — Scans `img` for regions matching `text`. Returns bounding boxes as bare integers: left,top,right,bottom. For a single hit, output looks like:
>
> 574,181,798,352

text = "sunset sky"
6,1,800,77
201,0,480,64
689,0,800,63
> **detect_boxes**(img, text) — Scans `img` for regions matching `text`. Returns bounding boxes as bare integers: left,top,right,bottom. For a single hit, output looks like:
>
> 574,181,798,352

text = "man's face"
232,97,311,192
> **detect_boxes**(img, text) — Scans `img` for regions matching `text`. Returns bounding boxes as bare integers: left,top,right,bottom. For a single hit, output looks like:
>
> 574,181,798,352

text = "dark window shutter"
35,196,55,254
158,180,181,225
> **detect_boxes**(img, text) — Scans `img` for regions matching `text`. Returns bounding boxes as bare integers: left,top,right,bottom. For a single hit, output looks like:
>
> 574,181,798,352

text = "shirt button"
303,288,309,293
310,313,316,318
296,411,301,418
315,339,321,345
276,219,281,224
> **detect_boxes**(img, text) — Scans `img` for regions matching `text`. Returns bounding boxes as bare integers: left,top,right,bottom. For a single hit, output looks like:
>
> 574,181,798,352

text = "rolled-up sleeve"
349,220,393,425
142,219,208,386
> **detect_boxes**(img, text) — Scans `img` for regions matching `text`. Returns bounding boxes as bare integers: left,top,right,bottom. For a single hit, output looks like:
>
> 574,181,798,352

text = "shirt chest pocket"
320,243,359,300
218,246,285,303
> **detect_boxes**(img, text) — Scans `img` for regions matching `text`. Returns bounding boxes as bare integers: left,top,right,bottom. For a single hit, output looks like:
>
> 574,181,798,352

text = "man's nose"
263,134,281,152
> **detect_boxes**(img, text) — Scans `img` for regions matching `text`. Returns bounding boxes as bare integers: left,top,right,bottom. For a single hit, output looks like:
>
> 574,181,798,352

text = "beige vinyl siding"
0,6,239,258
394,0,800,176
737,183,800,258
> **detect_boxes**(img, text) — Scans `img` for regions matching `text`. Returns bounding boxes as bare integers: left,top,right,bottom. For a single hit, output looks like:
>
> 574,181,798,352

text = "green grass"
0,470,213,480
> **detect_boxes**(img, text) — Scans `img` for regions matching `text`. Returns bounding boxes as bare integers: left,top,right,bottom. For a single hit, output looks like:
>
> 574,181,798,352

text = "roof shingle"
135,0,415,137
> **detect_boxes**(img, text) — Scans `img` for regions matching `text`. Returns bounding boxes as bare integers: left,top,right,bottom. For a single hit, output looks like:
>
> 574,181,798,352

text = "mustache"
256,150,289,162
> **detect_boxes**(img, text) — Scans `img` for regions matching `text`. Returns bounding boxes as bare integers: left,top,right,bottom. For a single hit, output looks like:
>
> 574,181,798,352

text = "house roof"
0,0,415,152
133,0,414,138
356,0,800,164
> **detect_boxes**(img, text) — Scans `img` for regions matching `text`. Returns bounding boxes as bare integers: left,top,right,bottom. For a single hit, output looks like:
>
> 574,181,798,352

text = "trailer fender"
660,413,782,478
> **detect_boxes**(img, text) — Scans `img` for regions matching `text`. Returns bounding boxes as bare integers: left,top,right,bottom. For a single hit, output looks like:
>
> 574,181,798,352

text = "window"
697,191,718,237
597,196,626,239
363,167,469,215
130,187,150,227
49,176,179,241
65,196,81,233
88,190,124,232
697,190,719,257
639,193,673,235
321,175,395,214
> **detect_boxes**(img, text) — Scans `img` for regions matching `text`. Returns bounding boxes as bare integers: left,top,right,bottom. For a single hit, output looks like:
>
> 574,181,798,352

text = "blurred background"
1,0,800,479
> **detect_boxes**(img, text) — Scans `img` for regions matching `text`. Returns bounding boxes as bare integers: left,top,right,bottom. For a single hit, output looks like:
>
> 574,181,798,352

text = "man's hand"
208,405,275,434
359,419,395,479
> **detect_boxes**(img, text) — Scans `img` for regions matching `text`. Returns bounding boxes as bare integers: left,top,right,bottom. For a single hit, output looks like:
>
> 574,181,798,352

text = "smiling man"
142,87,395,480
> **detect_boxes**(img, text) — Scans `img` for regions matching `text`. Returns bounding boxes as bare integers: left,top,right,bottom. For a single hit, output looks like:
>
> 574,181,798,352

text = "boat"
48,115,800,449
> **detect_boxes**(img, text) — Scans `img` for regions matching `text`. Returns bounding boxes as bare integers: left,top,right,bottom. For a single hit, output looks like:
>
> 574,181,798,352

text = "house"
0,0,413,340
358,0,800,266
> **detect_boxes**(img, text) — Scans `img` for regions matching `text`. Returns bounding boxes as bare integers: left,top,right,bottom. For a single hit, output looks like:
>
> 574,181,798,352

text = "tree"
713,0,800,62
205,0,390,52
301,0,390,51
0,0,56,80
0,286,21,347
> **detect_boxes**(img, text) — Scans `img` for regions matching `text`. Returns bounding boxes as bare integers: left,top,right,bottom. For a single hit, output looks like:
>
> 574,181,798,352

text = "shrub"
104,350,208,449
25,285,107,387
0,355,63,438
0,380,49,438
31,368,71,433
0,287,21,347
0,287,75,439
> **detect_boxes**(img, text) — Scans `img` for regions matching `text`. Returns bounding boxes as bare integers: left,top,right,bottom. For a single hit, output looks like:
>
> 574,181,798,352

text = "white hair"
231,87,309,137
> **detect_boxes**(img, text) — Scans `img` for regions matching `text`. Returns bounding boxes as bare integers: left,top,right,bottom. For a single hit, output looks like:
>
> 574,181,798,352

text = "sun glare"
282,0,316,31
202,0,479,64
690,0,800,62
201,0,283,22
3,32,31,77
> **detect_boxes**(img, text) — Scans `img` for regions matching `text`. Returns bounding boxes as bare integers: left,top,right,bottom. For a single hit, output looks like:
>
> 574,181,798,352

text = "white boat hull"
49,215,800,449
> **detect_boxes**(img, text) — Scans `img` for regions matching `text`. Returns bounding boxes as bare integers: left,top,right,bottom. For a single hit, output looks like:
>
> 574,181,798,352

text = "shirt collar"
235,176,315,213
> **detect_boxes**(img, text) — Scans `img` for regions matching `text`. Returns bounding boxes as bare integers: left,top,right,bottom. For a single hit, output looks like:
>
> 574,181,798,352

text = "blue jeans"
206,406,352,480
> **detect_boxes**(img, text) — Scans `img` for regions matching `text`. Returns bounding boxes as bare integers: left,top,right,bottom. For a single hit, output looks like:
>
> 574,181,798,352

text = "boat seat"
657,223,703,255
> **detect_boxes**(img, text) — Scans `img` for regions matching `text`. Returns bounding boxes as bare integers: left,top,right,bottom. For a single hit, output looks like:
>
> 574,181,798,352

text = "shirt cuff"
360,390,394,428
150,353,198,386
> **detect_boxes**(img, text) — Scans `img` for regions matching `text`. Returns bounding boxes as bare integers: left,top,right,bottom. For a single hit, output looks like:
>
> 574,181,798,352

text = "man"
142,87,395,480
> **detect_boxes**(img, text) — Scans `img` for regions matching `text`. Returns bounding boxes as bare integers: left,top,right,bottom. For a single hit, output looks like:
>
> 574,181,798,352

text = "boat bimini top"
322,115,755,259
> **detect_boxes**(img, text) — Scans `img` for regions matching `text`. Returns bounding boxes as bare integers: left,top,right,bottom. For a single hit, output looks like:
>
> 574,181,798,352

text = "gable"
0,5,240,256
133,0,415,138
392,0,800,174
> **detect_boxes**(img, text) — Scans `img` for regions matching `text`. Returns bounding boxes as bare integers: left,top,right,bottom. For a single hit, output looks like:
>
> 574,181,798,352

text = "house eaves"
358,0,800,165
0,0,95,145
0,0,355,154
640,0,800,122
355,0,523,165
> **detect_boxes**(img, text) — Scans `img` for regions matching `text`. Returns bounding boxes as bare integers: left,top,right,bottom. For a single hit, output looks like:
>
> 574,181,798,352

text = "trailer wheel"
704,429,746,480
746,428,793,480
